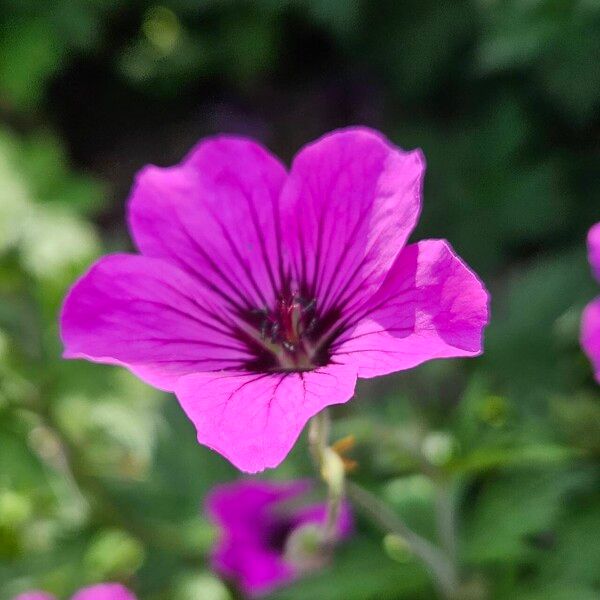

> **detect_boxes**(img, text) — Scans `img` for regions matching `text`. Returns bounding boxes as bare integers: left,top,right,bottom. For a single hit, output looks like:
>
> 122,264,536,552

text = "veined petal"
588,222,600,282
581,297,600,383
280,127,424,315
61,254,251,391
128,136,287,311
175,364,358,473
334,240,489,378
71,584,137,600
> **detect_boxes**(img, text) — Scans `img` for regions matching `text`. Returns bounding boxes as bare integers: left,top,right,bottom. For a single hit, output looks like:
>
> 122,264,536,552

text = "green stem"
308,409,330,465
435,478,458,567
346,480,459,599
308,409,343,547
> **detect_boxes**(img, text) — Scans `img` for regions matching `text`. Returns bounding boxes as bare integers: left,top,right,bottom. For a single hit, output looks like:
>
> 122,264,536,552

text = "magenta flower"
70,585,136,600
206,479,352,596
13,584,136,600
582,222,600,382
61,127,489,472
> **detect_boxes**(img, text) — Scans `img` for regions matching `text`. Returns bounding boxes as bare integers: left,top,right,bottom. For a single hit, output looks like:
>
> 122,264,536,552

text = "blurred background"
0,1,599,598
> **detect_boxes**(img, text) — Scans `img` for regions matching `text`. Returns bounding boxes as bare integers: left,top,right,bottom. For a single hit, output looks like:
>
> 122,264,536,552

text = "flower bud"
383,533,413,563
321,446,345,498
421,431,456,467
284,523,327,572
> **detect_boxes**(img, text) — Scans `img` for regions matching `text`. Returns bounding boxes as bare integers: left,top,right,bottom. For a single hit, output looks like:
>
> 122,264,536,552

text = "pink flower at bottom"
13,584,136,600
71,584,137,600
582,222,600,382
60,127,490,472
206,479,352,597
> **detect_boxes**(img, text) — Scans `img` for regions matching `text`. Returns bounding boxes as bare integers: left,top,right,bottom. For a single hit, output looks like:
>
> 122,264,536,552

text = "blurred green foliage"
0,0,599,598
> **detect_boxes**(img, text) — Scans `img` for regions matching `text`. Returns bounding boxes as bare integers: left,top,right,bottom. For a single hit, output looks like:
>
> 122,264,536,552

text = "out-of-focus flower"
206,480,352,597
13,583,137,600
70,584,137,600
582,222,600,382
61,127,490,472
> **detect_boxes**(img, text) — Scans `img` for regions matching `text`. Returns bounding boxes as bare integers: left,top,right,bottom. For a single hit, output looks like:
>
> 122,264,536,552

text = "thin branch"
346,479,459,599
308,409,343,546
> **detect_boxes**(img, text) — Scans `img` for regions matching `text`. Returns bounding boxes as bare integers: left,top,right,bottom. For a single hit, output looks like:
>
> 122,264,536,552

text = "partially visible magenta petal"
175,364,358,473
588,222,600,282
12,593,56,600
71,584,137,600
334,239,489,378
581,297,600,383
207,480,311,525
207,480,309,596
293,499,354,540
206,479,352,597
61,254,251,391
279,127,425,315
128,136,287,310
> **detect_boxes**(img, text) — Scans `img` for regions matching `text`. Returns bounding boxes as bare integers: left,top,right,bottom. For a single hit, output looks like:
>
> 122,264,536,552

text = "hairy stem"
308,409,343,546
308,409,330,464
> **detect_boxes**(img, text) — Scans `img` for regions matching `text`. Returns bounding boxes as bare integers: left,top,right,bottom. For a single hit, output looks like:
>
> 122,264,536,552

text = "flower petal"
334,240,489,378
71,584,137,600
207,480,310,527
12,593,56,600
581,297,600,383
175,364,358,472
128,136,287,311
280,127,424,315
207,480,309,596
588,222,600,282
293,499,354,540
61,254,252,391
213,537,294,597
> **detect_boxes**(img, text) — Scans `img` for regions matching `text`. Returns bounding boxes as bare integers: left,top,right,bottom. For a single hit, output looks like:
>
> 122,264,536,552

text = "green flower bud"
421,431,456,467
284,523,327,572
383,534,413,563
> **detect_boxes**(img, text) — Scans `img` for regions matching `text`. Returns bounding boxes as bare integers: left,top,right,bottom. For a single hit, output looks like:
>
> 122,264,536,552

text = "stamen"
248,291,322,371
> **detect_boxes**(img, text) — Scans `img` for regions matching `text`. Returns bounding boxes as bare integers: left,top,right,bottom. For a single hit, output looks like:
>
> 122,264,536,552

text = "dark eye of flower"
263,516,295,554
242,289,341,372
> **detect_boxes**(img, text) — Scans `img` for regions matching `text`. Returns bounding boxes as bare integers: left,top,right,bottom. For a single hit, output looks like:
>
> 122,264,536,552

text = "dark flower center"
263,516,295,554
240,290,342,372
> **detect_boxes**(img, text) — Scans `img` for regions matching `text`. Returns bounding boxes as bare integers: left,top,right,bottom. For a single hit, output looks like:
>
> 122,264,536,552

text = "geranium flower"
13,583,136,600
61,127,489,472
206,479,352,596
582,222,600,382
